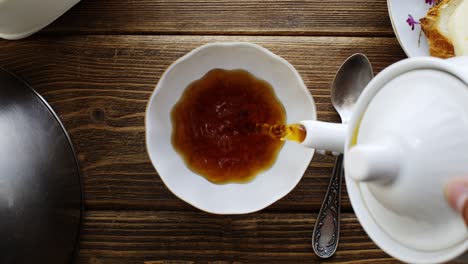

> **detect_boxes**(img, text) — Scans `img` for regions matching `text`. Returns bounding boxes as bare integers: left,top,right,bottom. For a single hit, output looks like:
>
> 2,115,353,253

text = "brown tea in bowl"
171,69,286,184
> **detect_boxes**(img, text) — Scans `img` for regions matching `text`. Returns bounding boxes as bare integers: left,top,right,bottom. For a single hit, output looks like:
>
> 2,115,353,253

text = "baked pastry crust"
420,0,456,58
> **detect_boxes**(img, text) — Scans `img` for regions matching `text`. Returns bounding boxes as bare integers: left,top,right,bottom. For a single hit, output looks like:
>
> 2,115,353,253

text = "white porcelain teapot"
300,56,468,263
0,0,79,40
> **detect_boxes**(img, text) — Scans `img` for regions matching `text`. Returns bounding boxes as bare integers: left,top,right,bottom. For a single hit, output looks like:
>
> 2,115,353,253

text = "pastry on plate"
420,0,468,58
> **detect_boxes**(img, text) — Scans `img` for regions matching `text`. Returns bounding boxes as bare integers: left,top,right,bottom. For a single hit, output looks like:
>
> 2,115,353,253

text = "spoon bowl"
331,54,374,123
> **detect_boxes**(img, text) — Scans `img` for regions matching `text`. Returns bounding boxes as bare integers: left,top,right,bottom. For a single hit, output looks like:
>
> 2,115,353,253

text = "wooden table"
0,1,406,263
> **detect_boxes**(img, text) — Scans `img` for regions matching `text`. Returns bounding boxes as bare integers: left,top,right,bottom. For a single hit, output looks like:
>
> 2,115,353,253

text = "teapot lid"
345,63,468,254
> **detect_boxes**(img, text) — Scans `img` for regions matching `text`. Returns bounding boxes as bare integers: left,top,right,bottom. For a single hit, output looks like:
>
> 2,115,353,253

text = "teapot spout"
345,142,402,183
299,120,346,154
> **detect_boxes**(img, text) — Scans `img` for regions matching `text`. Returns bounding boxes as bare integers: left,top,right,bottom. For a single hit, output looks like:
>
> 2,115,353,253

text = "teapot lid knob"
346,141,402,184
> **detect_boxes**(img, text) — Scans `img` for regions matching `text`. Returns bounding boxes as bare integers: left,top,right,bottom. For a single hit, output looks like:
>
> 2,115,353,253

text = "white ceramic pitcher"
0,0,79,40
300,56,468,263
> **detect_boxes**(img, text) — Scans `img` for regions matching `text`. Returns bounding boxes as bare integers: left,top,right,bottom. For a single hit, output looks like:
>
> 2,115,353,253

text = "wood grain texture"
0,35,405,212
44,0,394,36
0,0,410,261
77,211,398,263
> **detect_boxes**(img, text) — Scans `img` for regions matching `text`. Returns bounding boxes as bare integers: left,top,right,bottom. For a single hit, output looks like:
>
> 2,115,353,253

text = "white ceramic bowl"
0,0,79,40
146,42,316,214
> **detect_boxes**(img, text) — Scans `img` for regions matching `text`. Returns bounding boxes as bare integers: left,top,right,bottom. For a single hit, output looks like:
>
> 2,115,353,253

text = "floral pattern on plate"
387,0,435,57
406,0,437,31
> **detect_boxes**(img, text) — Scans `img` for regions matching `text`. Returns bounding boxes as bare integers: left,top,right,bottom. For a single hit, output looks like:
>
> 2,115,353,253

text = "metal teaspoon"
312,53,373,258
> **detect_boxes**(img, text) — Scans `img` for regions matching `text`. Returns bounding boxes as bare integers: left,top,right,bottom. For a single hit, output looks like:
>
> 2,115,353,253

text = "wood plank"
0,35,406,211
77,211,398,263
44,0,394,36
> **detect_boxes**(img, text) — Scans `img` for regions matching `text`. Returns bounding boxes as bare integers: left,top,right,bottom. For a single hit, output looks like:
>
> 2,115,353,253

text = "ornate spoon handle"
312,154,343,258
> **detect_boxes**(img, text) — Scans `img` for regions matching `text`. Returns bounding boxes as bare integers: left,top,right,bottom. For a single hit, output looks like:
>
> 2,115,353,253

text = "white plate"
387,0,434,57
